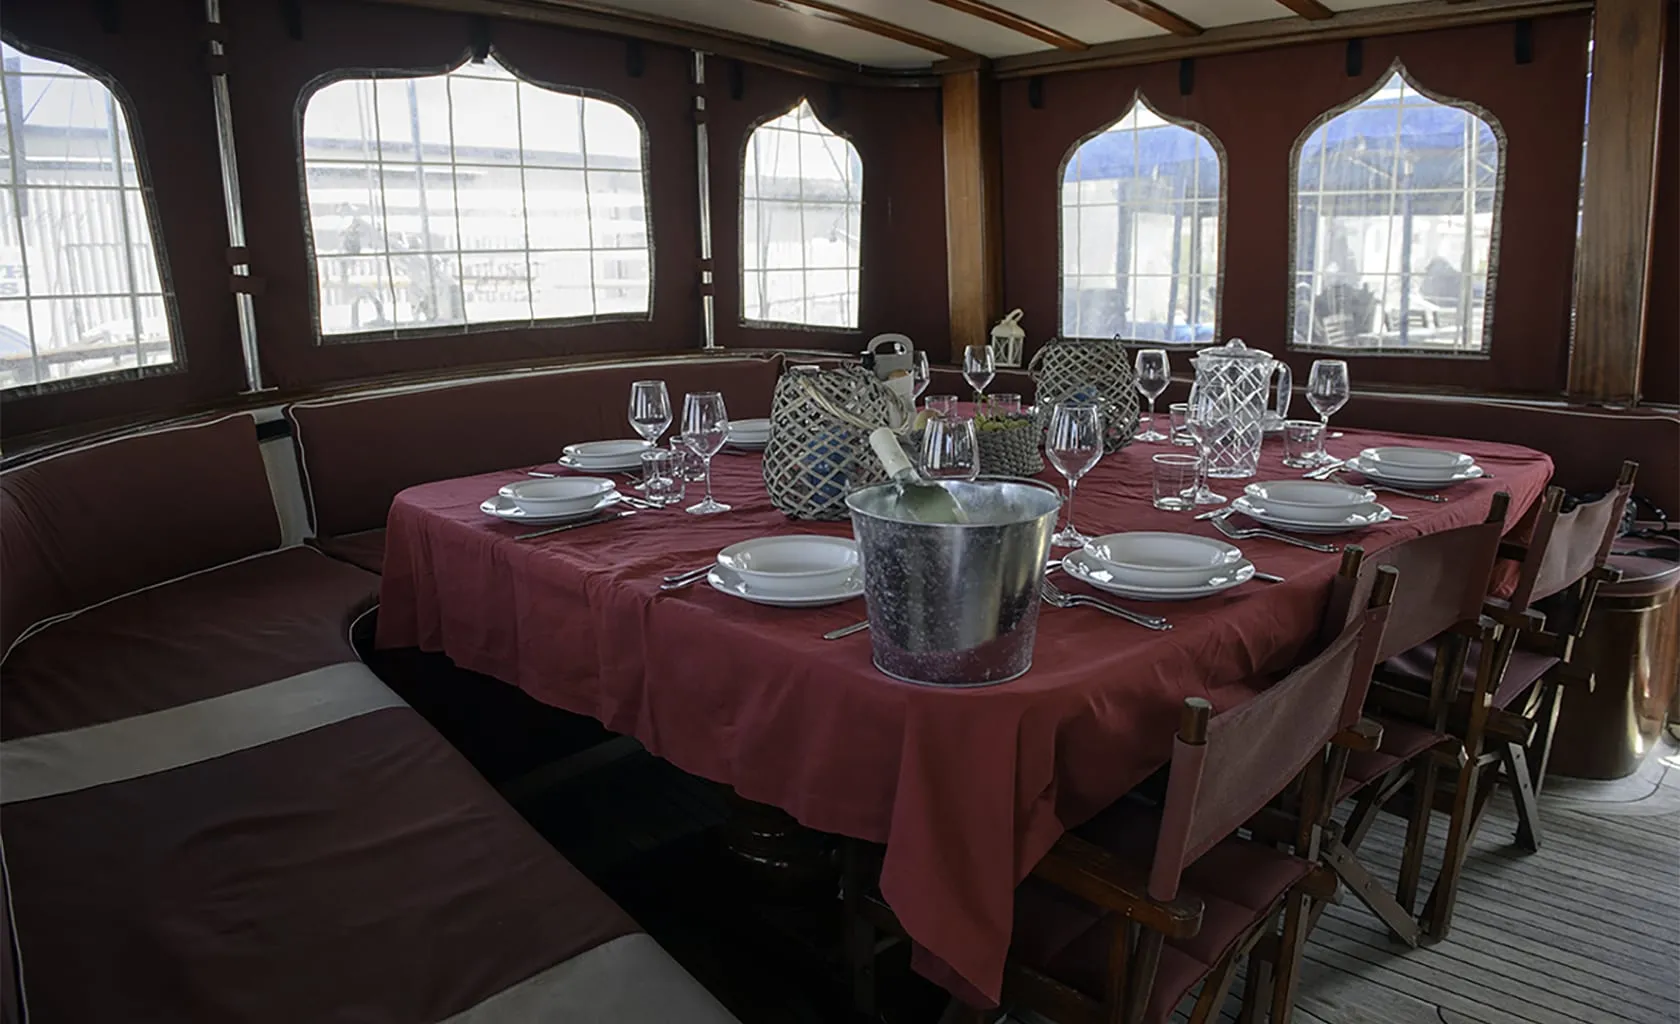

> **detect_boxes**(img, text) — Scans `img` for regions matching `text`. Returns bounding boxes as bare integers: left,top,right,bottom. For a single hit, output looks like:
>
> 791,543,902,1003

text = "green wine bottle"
869,428,970,524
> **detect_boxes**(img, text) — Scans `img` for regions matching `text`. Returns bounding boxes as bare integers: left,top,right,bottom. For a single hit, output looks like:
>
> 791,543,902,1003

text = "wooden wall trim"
992,0,1592,78
1568,0,1669,405
941,70,1004,363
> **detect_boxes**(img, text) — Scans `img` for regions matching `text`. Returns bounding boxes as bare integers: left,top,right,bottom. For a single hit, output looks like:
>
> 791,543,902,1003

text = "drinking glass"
1151,454,1200,512
988,393,1023,417
911,351,931,400
1045,401,1103,548
1184,388,1229,506
1306,359,1350,465
681,391,731,515
924,394,958,417
962,343,995,401
1282,420,1326,469
639,449,686,507
920,416,980,482
669,438,705,481
1168,402,1195,446
1133,349,1170,442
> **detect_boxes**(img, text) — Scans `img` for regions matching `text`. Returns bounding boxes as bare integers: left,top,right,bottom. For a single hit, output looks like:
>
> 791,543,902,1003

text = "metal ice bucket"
846,478,1061,686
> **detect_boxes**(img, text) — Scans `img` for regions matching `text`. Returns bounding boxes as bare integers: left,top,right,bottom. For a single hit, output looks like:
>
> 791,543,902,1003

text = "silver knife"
515,510,636,540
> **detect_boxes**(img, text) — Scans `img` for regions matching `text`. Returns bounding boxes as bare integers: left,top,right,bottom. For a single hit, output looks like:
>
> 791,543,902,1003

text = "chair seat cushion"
1338,713,1446,801
1012,796,1310,1022
311,527,388,575
1381,639,1561,712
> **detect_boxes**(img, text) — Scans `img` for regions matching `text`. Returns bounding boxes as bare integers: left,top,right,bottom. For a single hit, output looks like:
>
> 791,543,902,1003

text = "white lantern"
990,309,1025,368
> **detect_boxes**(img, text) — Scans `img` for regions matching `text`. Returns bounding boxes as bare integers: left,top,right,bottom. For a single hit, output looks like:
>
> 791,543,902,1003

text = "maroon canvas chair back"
1509,463,1637,610
1147,568,1396,901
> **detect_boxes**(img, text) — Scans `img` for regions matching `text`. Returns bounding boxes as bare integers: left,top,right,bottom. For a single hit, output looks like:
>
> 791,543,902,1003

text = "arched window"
0,42,175,391
741,99,862,329
301,55,650,339
1060,94,1223,344
1290,63,1503,354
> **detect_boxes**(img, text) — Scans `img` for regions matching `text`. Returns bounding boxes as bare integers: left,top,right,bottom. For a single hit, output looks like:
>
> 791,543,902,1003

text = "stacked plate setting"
558,439,653,472
725,418,771,451
1232,480,1393,534
708,535,862,607
482,476,622,524
1343,446,1486,487
1064,532,1256,601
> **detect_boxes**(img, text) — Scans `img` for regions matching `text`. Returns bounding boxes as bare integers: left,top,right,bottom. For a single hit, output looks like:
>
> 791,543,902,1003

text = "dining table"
374,427,1553,1006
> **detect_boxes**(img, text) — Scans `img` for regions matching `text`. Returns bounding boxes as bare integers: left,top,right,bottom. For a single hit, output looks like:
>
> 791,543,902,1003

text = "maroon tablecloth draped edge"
376,429,1552,1005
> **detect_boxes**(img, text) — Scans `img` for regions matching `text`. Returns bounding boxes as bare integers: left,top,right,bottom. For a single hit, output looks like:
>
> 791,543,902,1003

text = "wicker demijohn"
1028,337,1141,453
762,364,913,520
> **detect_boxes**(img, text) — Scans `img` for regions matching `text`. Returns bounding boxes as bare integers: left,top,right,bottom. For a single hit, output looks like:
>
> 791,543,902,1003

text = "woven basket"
905,416,1044,478
1028,337,1140,454
762,364,913,520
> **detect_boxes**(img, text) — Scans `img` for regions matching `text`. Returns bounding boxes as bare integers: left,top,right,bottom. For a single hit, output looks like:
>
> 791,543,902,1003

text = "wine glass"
628,380,672,490
1306,359,1349,464
1045,401,1103,548
962,343,995,402
1184,386,1229,506
920,416,979,482
911,351,931,400
1133,348,1170,442
681,391,731,515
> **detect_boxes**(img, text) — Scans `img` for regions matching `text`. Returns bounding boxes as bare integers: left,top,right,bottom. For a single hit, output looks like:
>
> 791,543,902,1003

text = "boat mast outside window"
0,42,177,392
1059,94,1225,345
299,54,652,341
1290,63,1504,356
740,99,862,330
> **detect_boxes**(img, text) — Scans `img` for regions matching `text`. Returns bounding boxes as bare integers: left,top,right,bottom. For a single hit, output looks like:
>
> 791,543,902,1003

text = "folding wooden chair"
1313,492,1512,947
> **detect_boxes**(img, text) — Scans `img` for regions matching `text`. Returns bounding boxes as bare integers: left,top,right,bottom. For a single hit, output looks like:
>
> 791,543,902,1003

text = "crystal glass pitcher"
1189,338,1292,478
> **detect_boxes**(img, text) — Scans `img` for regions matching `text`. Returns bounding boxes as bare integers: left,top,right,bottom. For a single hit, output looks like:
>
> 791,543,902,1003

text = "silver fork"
1331,472,1447,503
1212,513,1340,553
1040,578,1171,631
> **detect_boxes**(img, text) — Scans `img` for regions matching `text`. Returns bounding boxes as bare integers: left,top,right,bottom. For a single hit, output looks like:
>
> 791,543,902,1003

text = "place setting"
1309,445,1489,503
659,534,863,608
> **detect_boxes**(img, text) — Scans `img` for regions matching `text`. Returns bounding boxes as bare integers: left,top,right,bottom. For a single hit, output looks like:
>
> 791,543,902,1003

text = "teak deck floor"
512,738,1680,1024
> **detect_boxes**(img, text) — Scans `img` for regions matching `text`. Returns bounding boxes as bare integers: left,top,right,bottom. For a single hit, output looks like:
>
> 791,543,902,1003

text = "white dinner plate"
481,492,621,523
1356,446,1473,477
559,439,652,471
1081,532,1243,588
1061,549,1255,601
1231,496,1393,534
1242,480,1375,523
725,439,767,452
1342,457,1485,487
706,564,864,607
728,418,771,437
716,535,859,597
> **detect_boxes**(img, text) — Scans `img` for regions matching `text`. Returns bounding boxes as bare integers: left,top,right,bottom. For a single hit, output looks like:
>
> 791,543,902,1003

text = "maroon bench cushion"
288,355,785,539
0,414,281,654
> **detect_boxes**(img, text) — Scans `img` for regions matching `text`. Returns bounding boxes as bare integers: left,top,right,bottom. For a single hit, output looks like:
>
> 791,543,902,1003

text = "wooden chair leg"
1424,753,1483,940
1189,947,1244,1024
1267,891,1312,1023
1529,680,1565,799
1323,838,1421,947
1235,947,1272,1024
1395,757,1436,917
1504,741,1543,853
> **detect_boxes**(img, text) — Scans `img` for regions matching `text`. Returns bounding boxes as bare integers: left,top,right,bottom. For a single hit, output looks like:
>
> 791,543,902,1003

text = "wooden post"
941,69,1004,364
1568,0,1669,405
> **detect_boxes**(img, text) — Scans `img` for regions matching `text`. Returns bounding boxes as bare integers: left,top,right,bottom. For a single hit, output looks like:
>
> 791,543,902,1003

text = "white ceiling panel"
1167,0,1296,30
594,0,947,68
972,0,1170,48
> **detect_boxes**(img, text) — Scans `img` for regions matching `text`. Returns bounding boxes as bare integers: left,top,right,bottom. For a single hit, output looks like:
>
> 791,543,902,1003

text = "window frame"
737,97,865,333
294,50,656,346
1056,90,1227,347
1286,59,1507,361
0,35,184,400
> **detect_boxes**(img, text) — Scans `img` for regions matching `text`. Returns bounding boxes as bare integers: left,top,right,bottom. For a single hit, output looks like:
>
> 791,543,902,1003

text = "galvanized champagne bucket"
845,478,1061,686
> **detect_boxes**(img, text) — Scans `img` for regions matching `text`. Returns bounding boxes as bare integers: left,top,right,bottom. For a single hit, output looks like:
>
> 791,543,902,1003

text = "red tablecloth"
375,429,1551,1004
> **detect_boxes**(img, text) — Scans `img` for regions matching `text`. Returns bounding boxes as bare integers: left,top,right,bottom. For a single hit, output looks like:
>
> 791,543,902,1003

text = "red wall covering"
704,64,950,356
997,15,1593,397
1641,1,1678,407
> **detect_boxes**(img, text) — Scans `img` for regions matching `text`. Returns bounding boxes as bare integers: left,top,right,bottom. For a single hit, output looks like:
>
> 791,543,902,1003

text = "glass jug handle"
1274,362,1293,422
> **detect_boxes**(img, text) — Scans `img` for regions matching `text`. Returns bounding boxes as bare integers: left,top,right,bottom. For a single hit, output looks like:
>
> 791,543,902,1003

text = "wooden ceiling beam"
922,0,1089,51
1097,0,1204,37
742,0,979,59
1273,0,1336,19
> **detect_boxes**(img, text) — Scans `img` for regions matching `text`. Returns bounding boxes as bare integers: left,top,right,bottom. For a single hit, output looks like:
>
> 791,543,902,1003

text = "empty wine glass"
628,380,672,491
962,343,995,401
1184,387,1229,506
1133,349,1170,442
920,416,979,482
1045,401,1103,548
911,351,931,400
681,391,731,515
1306,359,1350,465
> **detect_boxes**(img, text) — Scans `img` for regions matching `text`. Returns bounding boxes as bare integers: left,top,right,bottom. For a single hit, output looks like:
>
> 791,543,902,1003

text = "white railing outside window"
301,55,651,340
1060,96,1223,345
0,42,175,392
1291,65,1502,355
741,99,861,329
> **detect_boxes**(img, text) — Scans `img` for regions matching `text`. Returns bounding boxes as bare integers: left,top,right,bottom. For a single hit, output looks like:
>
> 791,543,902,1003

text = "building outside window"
0,42,175,392
1291,64,1503,355
1060,95,1223,344
300,55,650,340
741,99,861,329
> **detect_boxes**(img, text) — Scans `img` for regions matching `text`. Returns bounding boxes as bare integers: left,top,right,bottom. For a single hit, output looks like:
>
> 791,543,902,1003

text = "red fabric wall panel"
1641,1,1679,407
0,2,247,439
998,15,1592,397
705,64,949,356
223,1,701,390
